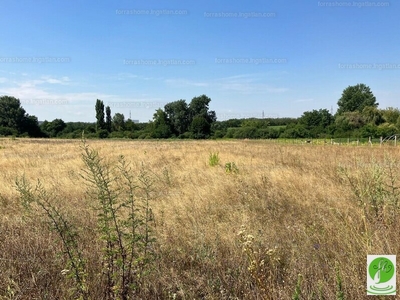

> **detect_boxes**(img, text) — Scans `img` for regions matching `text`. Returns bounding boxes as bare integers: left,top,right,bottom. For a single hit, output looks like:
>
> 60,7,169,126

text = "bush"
0,126,18,137
97,129,109,139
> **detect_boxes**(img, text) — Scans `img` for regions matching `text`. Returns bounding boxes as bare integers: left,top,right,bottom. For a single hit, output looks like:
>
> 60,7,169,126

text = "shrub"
97,129,109,139
209,152,220,166
225,162,239,174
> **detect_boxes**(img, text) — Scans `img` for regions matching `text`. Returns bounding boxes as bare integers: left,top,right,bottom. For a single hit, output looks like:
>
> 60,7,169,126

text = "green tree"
361,106,384,125
377,123,397,137
190,115,211,139
299,109,333,128
43,118,67,137
125,119,138,131
0,96,26,131
280,123,309,138
241,118,270,128
397,116,400,131
334,111,366,137
164,100,189,135
95,99,105,131
0,96,42,137
105,106,112,132
152,109,172,138
189,94,216,124
20,115,43,137
381,107,400,124
112,113,125,131
337,84,378,115
294,109,334,138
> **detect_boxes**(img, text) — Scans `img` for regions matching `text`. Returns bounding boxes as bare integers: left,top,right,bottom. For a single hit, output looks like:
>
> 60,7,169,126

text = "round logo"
369,257,395,284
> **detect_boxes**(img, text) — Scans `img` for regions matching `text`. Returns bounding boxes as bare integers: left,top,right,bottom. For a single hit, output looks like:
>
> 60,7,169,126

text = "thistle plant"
15,140,156,300
80,140,156,299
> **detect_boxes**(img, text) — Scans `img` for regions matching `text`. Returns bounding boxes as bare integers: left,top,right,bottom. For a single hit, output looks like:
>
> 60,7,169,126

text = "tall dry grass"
0,138,399,299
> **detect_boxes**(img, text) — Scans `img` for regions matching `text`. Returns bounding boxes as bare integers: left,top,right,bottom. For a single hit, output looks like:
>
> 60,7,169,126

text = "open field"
1,138,400,299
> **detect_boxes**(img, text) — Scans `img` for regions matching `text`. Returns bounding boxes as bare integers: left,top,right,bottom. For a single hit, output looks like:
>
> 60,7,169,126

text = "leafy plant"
15,140,156,299
15,177,88,299
209,152,220,166
80,140,156,299
338,155,400,224
225,162,239,174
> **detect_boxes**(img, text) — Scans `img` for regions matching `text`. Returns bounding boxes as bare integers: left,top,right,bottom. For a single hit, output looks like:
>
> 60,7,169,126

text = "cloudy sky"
0,0,399,122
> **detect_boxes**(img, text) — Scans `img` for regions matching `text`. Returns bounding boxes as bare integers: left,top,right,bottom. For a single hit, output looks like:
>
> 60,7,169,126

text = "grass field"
1,138,400,299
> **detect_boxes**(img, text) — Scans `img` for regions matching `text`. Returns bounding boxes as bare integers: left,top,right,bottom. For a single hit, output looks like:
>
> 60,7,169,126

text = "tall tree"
190,115,211,139
0,96,26,130
189,94,216,124
0,96,42,137
112,113,125,131
188,95,216,137
105,106,112,132
164,100,189,135
337,84,378,115
152,108,172,138
95,99,105,131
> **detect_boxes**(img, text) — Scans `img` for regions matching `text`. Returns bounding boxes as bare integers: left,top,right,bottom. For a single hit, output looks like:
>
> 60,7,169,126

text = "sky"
0,0,399,122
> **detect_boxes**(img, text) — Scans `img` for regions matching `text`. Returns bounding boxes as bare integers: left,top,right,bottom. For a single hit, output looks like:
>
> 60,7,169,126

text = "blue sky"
0,0,398,122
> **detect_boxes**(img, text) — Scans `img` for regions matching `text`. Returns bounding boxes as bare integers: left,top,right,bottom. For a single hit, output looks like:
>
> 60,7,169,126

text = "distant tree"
241,118,270,128
112,113,125,131
381,107,400,124
0,96,26,131
0,126,18,136
43,118,67,137
95,99,105,131
19,115,43,137
190,115,211,139
335,111,365,132
0,96,42,137
97,129,109,139
164,100,189,135
152,108,172,138
280,123,309,138
188,95,216,138
359,124,378,138
377,123,397,137
189,94,216,124
105,106,112,132
125,119,138,131
361,106,384,125
299,109,333,128
297,109,334,137
337,84,378,115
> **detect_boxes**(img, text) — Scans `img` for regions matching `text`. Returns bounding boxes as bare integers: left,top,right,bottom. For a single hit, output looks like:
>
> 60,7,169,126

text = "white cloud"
163,73,288,94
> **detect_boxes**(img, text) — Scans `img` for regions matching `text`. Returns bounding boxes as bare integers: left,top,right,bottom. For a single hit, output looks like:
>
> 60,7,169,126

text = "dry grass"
1,138,400,299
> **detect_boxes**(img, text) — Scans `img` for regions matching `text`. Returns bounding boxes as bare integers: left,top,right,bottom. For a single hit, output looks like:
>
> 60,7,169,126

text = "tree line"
1,84,399,139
